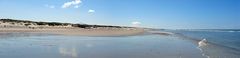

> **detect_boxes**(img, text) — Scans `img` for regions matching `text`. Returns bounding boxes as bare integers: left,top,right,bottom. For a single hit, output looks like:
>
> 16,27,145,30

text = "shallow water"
0,32,205,58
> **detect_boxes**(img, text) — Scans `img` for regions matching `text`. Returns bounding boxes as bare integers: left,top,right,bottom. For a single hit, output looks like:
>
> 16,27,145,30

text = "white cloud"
62,0,82,8
131,21,141,27
88,9,95,13
45,4,55,8
62,2,73,8
74,0,81,4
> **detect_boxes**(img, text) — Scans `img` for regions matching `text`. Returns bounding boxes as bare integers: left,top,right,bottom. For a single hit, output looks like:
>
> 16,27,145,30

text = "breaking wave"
197,39,210,58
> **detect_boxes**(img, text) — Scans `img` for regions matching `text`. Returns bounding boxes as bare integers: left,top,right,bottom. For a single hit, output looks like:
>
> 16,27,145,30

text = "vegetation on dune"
0,19,132,28
0,19,33,23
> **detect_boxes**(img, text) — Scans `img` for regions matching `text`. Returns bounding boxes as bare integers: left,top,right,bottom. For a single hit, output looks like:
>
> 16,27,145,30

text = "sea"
0,29,239,58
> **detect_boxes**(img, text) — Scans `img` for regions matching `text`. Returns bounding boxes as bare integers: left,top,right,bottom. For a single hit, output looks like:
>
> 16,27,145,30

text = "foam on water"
197,39,210,58
198,39,207,47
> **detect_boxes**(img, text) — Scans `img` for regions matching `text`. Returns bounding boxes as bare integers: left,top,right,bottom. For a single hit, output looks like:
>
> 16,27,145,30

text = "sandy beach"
0,27,145,36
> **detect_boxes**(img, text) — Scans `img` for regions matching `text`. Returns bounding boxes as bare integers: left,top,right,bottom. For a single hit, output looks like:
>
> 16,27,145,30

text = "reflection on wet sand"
59,47,78,57
85,43,94,48
58,43,94,58
0,32,55,39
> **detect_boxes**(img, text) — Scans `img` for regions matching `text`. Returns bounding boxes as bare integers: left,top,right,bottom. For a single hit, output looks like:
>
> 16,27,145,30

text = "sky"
0,0,239,29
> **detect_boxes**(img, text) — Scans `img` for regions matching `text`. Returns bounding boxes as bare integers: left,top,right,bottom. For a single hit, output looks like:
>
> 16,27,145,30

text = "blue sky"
0,0,239,29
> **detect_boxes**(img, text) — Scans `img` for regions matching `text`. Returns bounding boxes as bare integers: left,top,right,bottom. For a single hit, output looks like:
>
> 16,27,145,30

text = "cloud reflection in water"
59,47,78,57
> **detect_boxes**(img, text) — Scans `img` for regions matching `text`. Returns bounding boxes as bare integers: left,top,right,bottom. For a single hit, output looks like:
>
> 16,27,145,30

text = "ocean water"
167,29,240,58
0,29,239,58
